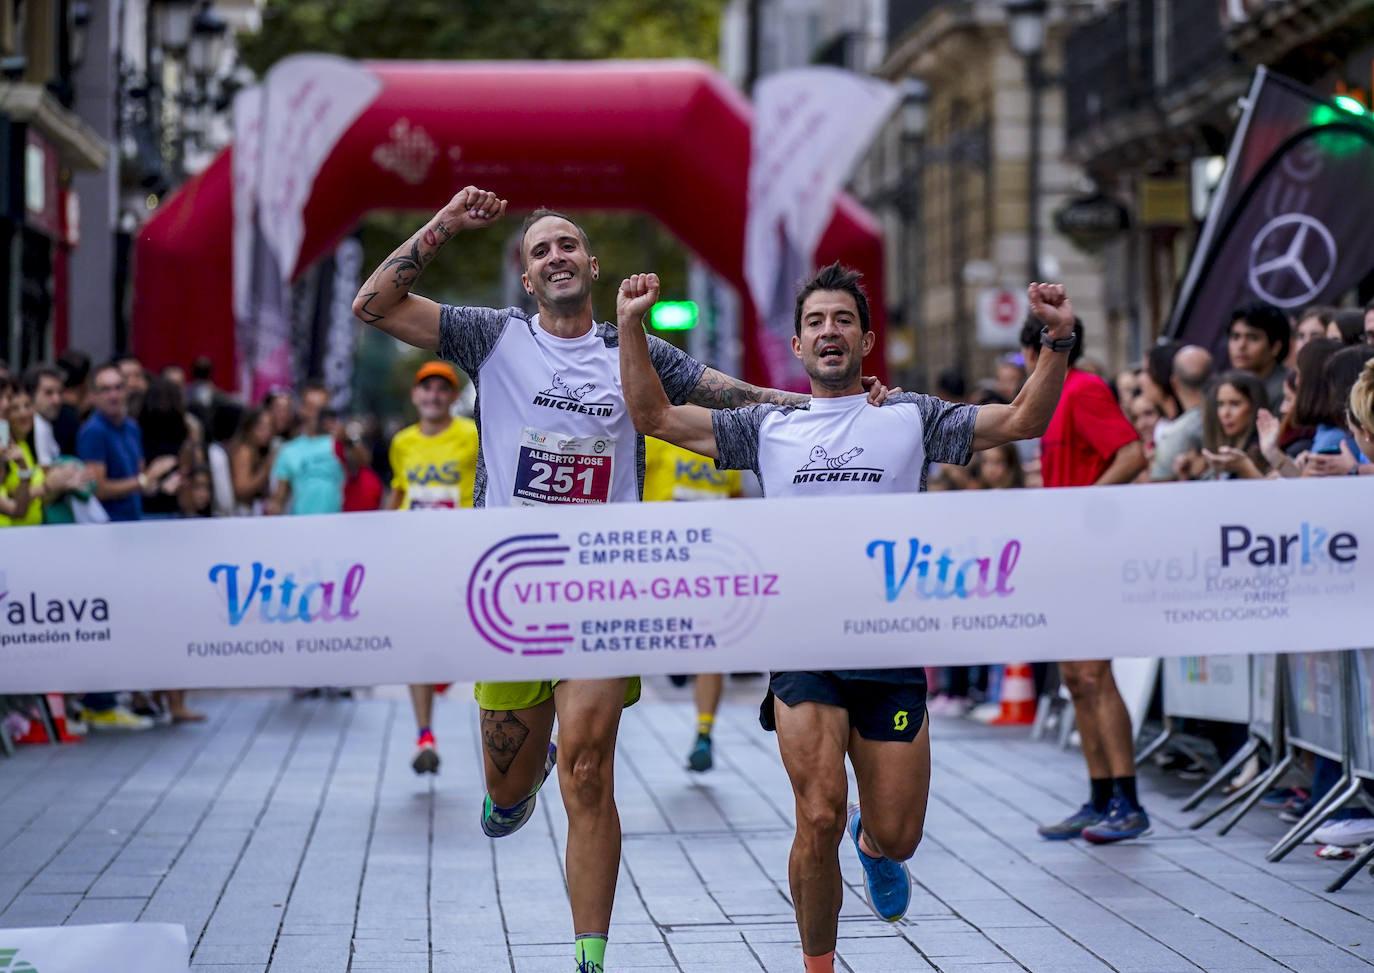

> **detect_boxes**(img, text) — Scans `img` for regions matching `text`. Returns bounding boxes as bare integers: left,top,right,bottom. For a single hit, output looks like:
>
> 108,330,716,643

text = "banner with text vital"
0,923,187,973
1167,68,1374,361
0,480,1368,694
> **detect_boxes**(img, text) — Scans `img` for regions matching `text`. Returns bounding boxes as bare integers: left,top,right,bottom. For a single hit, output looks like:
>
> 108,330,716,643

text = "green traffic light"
1334,94,1368,116
650,300,699,330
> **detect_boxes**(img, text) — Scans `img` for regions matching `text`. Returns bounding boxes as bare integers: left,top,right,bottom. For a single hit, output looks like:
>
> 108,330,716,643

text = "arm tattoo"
382,241,425,289
480,709,530,776
688,368,809,409
354,291,386,324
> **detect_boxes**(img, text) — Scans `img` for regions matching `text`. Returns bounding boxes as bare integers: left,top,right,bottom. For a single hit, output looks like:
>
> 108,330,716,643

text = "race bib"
513,428,615,506
407,484,460,510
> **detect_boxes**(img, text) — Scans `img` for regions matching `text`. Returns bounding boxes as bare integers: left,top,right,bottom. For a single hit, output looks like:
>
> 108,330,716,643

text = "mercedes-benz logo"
1247,213,1336,308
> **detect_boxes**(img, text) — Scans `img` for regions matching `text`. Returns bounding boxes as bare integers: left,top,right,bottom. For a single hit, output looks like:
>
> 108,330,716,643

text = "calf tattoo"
481,710,529,775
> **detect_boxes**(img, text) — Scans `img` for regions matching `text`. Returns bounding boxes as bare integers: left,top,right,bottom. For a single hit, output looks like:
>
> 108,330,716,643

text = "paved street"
2,679,1373,973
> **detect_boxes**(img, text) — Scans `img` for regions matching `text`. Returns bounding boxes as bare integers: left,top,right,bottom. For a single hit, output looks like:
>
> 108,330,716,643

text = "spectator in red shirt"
1020,316,1148,845
341,421,384,512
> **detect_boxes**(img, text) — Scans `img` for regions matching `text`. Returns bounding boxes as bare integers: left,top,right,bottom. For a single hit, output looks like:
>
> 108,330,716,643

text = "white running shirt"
438,306,706,507
711,391,979,497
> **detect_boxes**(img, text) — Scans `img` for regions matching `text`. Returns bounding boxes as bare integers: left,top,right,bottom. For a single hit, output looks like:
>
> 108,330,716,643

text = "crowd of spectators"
0,353,392,731
921,296,1374,855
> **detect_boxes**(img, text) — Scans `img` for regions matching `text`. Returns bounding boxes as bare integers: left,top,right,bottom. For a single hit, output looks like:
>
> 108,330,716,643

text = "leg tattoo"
482,710,530,776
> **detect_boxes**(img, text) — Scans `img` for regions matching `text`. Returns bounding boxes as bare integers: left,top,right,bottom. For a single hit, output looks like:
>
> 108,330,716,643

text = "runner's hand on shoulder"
440,187,507,231
617,273,660,324
861,376,901,405
1028,282,1073,335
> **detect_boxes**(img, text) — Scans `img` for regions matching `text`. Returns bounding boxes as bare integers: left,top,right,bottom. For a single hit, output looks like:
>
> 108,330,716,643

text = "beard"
806,354,861,392
533,275,590,314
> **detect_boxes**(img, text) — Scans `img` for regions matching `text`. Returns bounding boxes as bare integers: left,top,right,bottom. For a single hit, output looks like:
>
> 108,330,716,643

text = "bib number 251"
528,462,596,496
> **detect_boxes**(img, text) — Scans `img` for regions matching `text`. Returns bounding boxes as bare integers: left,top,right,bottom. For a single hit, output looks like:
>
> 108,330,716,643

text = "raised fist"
617,273,660,322
1028,282,1073,336
439,187,507,231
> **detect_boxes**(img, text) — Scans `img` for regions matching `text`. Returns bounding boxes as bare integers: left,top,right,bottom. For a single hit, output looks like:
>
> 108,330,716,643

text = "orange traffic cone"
990,664,1036,725
13,694,83,744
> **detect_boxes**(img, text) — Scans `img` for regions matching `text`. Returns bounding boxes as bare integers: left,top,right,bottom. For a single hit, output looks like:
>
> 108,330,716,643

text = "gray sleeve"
711,404,774,472
889,392,979,466
645,333,708,405
437,305,513,375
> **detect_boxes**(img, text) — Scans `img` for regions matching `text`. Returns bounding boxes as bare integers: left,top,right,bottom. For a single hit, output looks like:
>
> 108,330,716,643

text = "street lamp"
188,9,229,81
1004,0,1047,283
153,0,196,56
898,78,929,390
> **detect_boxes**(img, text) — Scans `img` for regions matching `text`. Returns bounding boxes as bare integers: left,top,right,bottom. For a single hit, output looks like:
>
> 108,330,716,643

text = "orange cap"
414,361,459,387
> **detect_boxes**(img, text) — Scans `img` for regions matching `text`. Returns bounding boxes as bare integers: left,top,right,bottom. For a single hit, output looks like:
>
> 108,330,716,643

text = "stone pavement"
2,679,1373,972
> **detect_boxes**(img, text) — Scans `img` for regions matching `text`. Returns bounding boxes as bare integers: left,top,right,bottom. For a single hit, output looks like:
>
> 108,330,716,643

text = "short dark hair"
1019,314,1086,366
1318,345,1374,427
1146,340,1182,412
21,363,63,397
793,262,871,336
302,378,329,397
519,209,591,266
1297,305,1336,328
1229,302,1290,361
94,360,123,381
192,356,214,381
936,366,966,400
1330,308,1364,345
56,348,91,388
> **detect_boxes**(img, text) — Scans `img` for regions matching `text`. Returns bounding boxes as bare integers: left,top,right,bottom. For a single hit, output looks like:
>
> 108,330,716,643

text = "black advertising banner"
1167,69,1374,359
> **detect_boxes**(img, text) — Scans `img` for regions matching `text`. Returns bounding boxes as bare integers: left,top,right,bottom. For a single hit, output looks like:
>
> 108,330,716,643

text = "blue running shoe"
1081,796,1150,844
846,802,911,922
481,740,557,838
686,735,713,772
1037,802,1106,840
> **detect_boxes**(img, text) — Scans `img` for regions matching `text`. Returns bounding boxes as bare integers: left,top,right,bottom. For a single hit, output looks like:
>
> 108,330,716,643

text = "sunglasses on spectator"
95,382,125,393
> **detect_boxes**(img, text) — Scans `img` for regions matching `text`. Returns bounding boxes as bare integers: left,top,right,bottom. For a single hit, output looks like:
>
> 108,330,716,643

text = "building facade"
1063,0,1374,352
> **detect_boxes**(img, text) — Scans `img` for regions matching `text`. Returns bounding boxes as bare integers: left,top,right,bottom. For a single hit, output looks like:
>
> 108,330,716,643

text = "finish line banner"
0,479,1367,694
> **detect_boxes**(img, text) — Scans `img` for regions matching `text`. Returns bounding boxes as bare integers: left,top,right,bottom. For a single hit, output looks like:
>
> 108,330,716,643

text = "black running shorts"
760,670,928,743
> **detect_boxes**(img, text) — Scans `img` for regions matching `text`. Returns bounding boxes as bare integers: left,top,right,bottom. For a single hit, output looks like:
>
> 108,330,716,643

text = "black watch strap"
1040,326,1076,354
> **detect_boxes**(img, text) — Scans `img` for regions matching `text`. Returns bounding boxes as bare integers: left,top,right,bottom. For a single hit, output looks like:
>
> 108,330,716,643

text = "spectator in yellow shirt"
643,436,741,772
388,362,479,773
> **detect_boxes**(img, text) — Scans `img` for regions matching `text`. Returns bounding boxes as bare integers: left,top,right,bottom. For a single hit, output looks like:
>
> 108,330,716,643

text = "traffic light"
649,300,698,331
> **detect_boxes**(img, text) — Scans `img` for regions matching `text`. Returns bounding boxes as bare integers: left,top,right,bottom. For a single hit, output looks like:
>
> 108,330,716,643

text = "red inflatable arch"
132,60,887,389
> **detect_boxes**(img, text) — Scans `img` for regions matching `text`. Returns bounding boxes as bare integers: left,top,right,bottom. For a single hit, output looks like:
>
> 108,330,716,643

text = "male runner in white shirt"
615,264,1076,973
352,188,889,973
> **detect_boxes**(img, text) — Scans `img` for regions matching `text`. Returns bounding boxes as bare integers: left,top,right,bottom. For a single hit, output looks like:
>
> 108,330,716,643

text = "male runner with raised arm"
351,188,889,973
615,264,1075,973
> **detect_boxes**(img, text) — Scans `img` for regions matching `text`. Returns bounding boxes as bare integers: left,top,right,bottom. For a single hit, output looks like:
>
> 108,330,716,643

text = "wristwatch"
1040,327,1076,354
16,467,33,482
138,472,149,491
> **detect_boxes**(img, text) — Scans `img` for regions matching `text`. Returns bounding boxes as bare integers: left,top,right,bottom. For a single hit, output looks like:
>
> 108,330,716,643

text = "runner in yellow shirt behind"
388,361,479,773
642,436,741,772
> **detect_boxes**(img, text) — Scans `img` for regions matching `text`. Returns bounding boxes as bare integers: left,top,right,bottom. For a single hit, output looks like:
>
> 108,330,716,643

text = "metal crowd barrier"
1136,655,1252,802
1181,651,1374,892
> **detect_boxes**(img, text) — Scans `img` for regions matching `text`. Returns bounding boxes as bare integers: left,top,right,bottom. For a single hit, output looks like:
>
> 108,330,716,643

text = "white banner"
0,479,1368,694
1161,655,1251,724
745,67,898,388
0,923,186,973
256,55,382,283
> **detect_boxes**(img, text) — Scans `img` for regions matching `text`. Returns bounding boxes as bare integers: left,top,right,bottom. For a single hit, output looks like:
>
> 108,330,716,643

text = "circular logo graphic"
1246,213,1336,308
